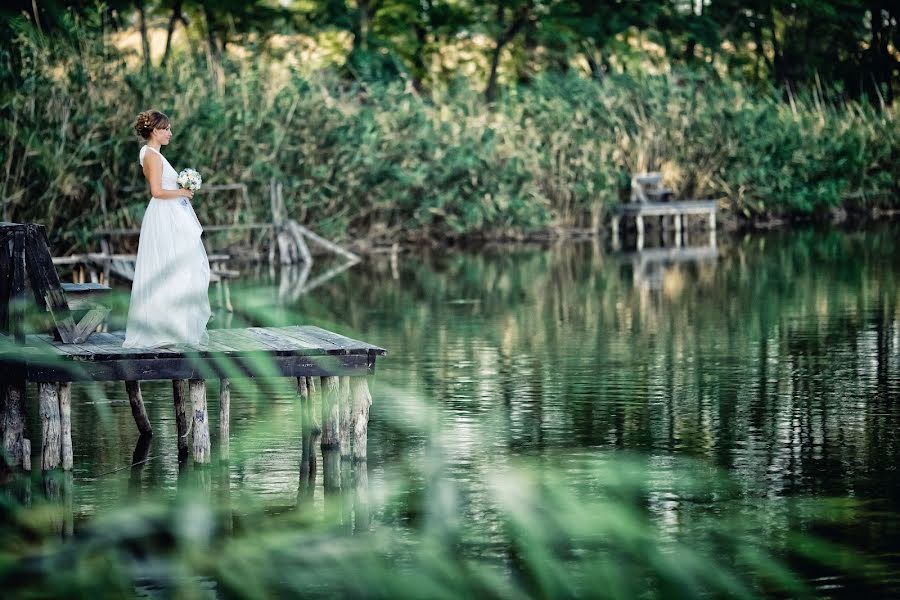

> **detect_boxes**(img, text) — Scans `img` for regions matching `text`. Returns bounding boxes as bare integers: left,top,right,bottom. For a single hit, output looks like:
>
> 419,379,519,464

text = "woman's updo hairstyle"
133,110,170,139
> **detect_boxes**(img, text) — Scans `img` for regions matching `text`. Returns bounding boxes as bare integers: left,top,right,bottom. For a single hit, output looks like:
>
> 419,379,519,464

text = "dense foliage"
0,5,897,248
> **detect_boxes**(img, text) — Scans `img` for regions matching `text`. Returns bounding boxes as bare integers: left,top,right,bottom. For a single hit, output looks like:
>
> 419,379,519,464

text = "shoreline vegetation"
1,13,898,253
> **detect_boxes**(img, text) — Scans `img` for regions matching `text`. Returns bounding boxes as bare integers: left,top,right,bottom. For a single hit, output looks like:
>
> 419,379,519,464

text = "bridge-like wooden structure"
611,173,719,251
0,222,385,474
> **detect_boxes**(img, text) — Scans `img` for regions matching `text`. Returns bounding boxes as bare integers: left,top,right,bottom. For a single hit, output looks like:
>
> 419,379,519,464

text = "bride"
123,110,211,348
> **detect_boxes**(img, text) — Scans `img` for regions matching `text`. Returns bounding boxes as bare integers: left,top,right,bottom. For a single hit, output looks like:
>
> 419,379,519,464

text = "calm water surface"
18,225,900,595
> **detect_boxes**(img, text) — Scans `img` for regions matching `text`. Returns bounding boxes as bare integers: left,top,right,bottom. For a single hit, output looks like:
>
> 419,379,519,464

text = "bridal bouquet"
177,168,202,191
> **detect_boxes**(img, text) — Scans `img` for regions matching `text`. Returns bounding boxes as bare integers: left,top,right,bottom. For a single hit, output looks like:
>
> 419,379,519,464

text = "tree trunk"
485,4,530,102
137,0,151,73
161,0,183,68
202,0,222,88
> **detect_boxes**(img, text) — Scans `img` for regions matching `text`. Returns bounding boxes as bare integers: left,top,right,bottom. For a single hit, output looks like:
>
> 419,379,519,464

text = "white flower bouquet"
177,168,202,191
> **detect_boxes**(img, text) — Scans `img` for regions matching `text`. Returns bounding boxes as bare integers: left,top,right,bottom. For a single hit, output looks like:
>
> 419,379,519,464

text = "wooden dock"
0,221,386,477
610,200,718,250
0,325,386,472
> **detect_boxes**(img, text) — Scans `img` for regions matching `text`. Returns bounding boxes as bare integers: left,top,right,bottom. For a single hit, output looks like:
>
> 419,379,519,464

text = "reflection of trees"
291,228,899,502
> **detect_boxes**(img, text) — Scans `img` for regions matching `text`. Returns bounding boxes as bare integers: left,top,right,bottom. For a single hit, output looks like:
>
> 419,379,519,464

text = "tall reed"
1,18,897,251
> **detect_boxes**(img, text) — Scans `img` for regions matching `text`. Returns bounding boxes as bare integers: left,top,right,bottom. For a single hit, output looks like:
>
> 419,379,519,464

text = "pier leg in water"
339,376,351,459
320,376,340,450
172,380,189,461
219,379,230,461
128,433,152,498
59,383,73,470
635,215,645,251
349,378,372,461
354,461,371,533
42,470,64,535
1,380,29,470
125,381,152,437
610,215,620,251
190,379,210,464
306,376,321,433
39,382,61,470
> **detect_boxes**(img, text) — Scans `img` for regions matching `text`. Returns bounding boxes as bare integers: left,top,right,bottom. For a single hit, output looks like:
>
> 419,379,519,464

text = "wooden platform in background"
0,325,386,383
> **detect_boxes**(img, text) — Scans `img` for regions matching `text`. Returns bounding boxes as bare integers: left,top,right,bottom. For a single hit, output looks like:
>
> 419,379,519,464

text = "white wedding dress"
123,145,211,348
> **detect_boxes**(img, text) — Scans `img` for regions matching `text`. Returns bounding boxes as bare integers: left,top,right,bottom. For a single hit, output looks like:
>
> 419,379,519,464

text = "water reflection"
2,226,899,595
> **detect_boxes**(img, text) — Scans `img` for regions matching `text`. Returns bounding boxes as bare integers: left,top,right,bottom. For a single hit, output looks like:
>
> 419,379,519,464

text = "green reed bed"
1,19,897,251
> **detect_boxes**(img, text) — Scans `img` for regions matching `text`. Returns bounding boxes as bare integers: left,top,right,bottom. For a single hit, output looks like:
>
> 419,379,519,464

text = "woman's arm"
142,152,193,200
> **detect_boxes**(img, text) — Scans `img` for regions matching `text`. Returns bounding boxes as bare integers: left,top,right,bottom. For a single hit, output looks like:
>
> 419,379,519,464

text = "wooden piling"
219,379,230,460
172,379,189,461
59,382,73,470
306,376,321,433
320,376,340,450
39,382,61,470
354,461,370,533
322,447,341,495
190,379,210,464
1,381,27,469
349,377,372,461
339,376,351,459
125,381,152,437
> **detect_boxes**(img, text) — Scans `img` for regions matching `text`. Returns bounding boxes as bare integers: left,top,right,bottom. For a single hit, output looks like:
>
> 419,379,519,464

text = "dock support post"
219,379,230,461
173,380,189,461
339,377,351,459
349,377,372,461
1,381,29,470
59,383,72,470
190,379,210,464
635,215,645,251
320,376,340,450
39,382,61,470
306,377,321,433
125,381,152,437
297,376,310,438
673,213,682,247
709,209,716,231
610,215,621,251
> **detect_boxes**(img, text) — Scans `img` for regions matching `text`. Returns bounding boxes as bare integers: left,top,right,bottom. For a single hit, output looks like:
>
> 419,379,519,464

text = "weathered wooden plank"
23,224,76,343
207,329,266,353
301,325,386,355
11,230,26,344
243,327,324,354
247,327,325,355
222,328,288,353
0,230,13,336
60,282,111,294
1,352,375,383
276,326,347,355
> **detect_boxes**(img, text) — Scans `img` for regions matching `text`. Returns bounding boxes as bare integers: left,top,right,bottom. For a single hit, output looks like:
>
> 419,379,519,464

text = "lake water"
8,225,900,596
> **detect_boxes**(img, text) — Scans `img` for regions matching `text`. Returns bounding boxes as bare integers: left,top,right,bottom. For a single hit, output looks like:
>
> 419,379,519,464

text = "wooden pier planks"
0,326,385,383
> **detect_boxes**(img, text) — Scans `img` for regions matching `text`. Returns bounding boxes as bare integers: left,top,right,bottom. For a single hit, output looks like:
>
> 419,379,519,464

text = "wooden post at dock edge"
190,379,210,464
339,376,351,459
173,380,189,461
39,382,61,470
349,377,372,462
320,376,340,450
1,381,28,470
125,381,153,437
59,382,73,470
219,379,230,461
